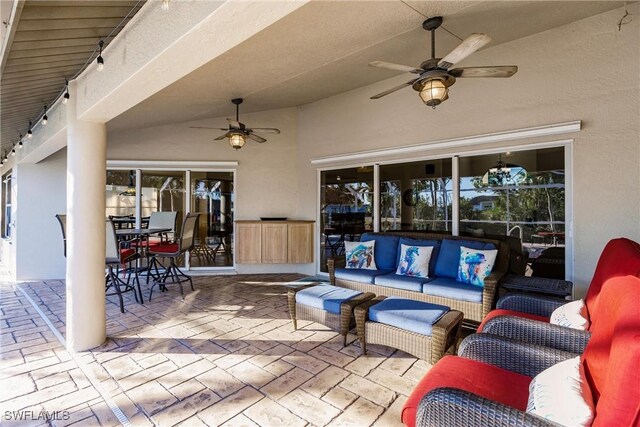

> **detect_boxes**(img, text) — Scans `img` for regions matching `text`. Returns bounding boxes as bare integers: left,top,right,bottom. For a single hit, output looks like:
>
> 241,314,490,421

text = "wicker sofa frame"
327,232,510,323
287,285,375,346
355,296,464,364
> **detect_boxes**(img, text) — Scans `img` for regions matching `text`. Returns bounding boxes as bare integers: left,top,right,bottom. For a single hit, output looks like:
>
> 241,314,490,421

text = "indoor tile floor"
1,273,432,427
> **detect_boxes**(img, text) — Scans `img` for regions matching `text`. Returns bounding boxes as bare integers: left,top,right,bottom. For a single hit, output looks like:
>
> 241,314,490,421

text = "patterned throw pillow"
396,244,434,278
526,356,594,427
550,300,590,330
457,246,498,287
344,240,377,270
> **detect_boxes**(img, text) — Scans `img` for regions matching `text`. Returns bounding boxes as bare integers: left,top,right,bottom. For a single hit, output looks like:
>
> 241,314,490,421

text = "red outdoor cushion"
584,238,640,315
401,355,531,427
582,276,640,426
119,248,135,261
477,309,549,332
149,243,179,254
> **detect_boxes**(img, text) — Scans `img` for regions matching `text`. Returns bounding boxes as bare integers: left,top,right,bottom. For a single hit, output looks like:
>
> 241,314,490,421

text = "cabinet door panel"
262,223,288,263
288,223,314,263
236,224,262,264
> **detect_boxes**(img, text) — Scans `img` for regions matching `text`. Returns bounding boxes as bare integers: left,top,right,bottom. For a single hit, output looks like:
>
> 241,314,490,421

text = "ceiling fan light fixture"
419,79,448,108
229,132,246,150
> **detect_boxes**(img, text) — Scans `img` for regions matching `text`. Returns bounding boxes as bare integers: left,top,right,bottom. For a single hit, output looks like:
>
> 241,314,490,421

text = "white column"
66,80,107,351
135,169,142,228
452,156,460,236
373,164,380,232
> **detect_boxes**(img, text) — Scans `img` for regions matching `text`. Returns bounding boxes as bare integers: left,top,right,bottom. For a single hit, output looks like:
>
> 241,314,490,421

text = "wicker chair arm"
481,269,504,316
327,257,345,284
431,310,464,360
481,315,591,354
458,333,577,377
353,295,387,322
496,294,567,317
417,387,558,427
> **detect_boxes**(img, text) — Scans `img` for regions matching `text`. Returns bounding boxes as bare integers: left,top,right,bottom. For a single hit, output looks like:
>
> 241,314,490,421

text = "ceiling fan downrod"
231,98,243,122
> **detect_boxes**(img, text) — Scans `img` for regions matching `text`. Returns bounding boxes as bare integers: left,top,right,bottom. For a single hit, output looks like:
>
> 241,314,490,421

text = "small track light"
18,135,23,149
96,40,105,72
27,121,33,138
63,79,70,104
11,147,16,156
42,105,48,125
161,0,170,11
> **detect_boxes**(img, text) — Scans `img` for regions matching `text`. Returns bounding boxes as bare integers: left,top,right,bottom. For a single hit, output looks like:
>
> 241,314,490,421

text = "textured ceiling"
107,1,624,132
0,0,144,150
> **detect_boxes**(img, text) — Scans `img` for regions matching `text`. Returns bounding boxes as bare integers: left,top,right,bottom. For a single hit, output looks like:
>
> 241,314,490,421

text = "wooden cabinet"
236,220,314,264
288,222,314,263
235,223,262,264
262,223,288,264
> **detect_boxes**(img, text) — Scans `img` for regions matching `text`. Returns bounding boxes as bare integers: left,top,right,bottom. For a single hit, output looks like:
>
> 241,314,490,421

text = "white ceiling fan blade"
449,66,517,78
190,126,228,131
247,133,267,143
370,79,417,100
250,128,280,134
438,33,492,69
369,61,423,74
226,118,242,128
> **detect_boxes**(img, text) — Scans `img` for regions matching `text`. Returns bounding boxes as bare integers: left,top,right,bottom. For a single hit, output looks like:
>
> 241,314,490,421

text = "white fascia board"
107,160,238,171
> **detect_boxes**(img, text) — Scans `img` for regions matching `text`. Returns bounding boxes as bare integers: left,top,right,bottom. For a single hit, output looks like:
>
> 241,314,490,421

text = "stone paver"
2,274,432,427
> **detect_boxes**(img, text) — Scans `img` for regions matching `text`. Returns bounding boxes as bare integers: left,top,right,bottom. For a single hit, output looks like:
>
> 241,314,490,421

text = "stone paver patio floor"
1,273,432,426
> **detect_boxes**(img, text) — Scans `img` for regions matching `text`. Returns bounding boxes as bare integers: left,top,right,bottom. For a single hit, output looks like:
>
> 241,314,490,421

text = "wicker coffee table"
288,283,375,346
355,296,463,364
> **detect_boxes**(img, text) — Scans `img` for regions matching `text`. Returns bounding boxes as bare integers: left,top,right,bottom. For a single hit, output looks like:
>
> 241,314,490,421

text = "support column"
66,80,107,351
452,156,460,236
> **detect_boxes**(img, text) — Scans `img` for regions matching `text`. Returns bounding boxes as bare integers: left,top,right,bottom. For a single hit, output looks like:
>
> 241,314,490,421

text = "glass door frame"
107,160,238,271
315,140,574,289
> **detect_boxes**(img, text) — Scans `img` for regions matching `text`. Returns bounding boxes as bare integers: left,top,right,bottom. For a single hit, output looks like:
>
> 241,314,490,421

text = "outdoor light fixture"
18,135,23,149
63,79,70,104
27,122,33,138
41,106,48,125
418,78,449,109
161,0,170,11
96,40,105,72
228,132,246,150
11,146,16,156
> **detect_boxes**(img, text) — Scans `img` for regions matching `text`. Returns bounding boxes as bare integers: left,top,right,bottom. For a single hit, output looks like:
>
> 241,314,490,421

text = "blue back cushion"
397,238,441,276
360,233,400,271
434,239,497,279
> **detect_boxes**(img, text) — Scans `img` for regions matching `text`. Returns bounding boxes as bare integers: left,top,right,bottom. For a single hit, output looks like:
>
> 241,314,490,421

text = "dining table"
116,228,171,280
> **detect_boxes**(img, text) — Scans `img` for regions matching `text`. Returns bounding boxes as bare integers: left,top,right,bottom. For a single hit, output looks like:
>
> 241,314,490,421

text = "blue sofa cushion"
398,238,441,276
295,284,363,315
374,273,433,292
434,239,497,279
360,233,400,271
335,268,394,284
422,277,483,303
368,296,449,336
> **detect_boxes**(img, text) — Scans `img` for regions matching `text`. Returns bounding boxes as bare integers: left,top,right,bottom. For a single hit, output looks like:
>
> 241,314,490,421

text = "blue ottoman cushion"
374,273,433,292
423,277,483,303
368,296,449,336
335,268,394,284
434,239,496,279
360,233,400,271
295,284,363,315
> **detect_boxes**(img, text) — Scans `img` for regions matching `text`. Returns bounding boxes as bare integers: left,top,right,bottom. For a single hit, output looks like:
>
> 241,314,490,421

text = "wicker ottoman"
288,284,375,346
355,296,463,364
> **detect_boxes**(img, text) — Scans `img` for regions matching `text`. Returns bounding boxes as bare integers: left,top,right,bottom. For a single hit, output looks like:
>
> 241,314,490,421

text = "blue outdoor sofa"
327,232,510,322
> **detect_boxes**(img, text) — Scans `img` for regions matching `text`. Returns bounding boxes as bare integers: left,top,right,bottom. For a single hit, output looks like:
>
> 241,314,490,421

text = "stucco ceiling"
106,1,625,132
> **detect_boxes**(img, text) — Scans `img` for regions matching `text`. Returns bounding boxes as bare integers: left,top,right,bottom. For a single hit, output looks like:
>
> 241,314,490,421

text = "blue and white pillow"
345,240,377,270
457,246,498,287
396,244,434,278
550,300,590,330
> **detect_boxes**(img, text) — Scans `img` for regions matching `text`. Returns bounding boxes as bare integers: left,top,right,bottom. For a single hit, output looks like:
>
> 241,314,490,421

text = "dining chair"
147,213,199,301
105,219,143,313
55,214,66,257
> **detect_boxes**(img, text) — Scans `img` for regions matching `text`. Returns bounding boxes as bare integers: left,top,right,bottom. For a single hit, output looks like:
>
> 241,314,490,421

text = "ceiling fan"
190,98,280,150
369,16,517,108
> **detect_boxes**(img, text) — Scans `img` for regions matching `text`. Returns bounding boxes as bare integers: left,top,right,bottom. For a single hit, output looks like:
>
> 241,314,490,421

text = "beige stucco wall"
296,6,640,296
